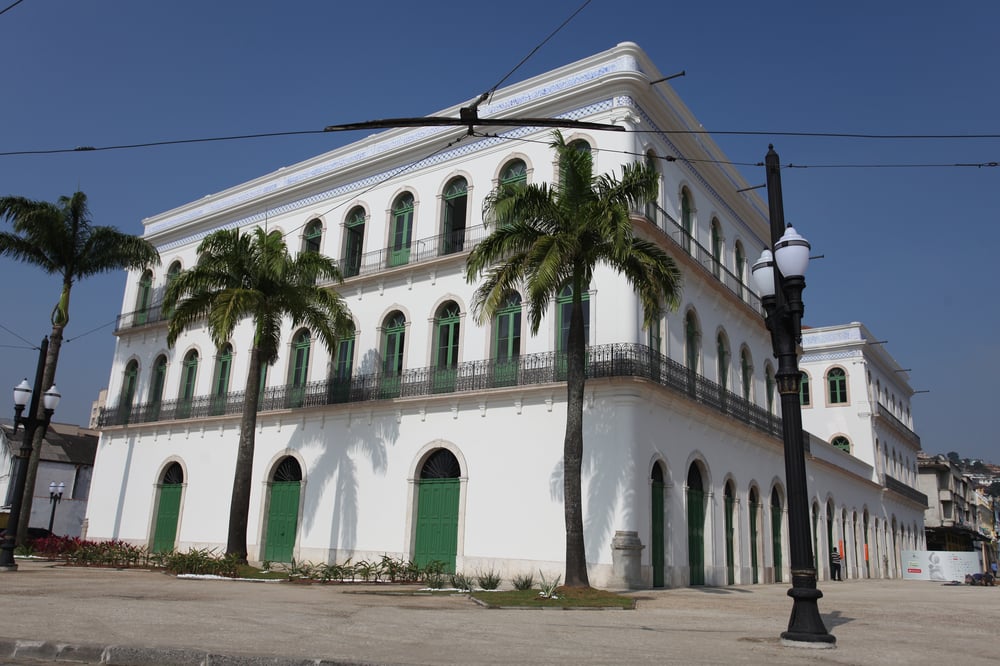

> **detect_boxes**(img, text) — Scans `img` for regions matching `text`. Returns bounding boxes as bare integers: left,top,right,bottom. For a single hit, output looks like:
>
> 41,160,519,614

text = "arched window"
800,371,811,406
494,292,521,363
560,139,592,187
177,350,199,418
148,354,167,420
499,158,527,188
828,367,848,404
648,313,662,354
832,436,851,453
734,241,746,290
287,329,310,408
342,206,365,278
389,193,415,267
710,219,723,278
135,270,153,325
164,261,181,317
685,311,701,373
644,151,659,221
740,348,752,401
210,344,233,415
302,218,322,254
383,312,406,376
120,360,138,423
433,301,461,392
441,178,468,255
771,488,784,583
765,364,776,414
680,188,693,253
716,332,730,391
329,323,355,403
556,285,590,354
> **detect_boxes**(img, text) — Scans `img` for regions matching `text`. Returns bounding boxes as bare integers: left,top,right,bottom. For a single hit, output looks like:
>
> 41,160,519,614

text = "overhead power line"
0,0,26,18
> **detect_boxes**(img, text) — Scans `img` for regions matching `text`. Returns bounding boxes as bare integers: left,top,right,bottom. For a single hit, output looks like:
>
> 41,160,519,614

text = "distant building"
89,42,926,587
0,421,98,537
89,389,108,430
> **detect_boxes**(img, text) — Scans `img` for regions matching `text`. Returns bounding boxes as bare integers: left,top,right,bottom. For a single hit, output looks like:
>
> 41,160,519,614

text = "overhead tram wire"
0,0,26,17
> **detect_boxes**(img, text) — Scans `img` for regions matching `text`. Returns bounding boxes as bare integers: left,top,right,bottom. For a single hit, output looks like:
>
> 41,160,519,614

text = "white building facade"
87,43,924,587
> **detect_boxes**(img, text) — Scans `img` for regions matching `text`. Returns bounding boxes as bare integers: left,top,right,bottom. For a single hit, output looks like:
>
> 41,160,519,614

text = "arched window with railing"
389,193,415,267
441,177,469,255
342,206,365,277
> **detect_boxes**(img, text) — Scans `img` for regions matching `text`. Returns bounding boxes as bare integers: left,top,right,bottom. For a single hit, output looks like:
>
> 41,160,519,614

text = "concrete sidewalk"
1,559,998,665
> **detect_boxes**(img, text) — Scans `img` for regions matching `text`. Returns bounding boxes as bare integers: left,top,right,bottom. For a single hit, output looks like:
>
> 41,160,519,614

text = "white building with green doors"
86,42,926,588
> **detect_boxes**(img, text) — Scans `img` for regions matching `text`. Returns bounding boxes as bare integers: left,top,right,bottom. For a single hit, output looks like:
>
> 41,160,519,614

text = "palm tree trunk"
226,347,263,563
16,324,63,544
563,290,590,588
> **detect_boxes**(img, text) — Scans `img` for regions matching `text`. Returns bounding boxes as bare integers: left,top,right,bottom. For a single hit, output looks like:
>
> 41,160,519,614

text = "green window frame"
177,350,198,418
685,311,700,372
383,312,406,376
741,349,752,401
711,219,722,278
494,293,522,363
343,207,365,277
647,316,662,354
164,262,181,317
765,367,775,413
828,368,848,404
556,285,590,354
434,302,461,369
734,242,745,284
290,330,311,387
681,188,693,253
389,193,415,267
334,331,355,383
716,334,729,391
211,344,232,415
135,270,153,324
303,219,322,254
499,159,527,187
832,436,851,453
800,372,811,406
644,151,658,221
441,178,468,255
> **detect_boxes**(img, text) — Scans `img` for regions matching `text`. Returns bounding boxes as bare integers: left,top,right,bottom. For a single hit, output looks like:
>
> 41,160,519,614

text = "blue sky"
0,1,996,461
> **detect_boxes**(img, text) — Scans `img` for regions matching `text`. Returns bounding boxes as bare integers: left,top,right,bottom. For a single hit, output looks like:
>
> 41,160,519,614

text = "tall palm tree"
164,227,353,563
466,131,683,587
0,192,159,543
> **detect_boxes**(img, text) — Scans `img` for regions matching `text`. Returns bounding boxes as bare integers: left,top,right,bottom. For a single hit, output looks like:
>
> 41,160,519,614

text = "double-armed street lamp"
47,481,65,535
751,145,836,647
0,337,62,571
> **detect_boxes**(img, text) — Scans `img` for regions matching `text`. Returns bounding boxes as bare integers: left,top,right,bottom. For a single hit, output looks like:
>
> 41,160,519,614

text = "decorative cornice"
800,349,862,363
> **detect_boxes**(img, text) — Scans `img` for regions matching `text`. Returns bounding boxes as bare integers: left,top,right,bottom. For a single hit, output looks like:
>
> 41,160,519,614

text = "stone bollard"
609,530,645,589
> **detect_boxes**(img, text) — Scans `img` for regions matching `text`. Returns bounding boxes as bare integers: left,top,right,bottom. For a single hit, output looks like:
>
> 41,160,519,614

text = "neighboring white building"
1,421,97,537
87,42,925,587
799,323,928,579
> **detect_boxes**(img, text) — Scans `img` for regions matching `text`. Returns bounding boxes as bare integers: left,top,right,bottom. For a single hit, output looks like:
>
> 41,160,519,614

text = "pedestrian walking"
831,547,842,581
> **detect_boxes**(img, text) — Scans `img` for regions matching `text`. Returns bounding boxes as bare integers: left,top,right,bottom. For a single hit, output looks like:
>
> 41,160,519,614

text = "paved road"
1,560,998,664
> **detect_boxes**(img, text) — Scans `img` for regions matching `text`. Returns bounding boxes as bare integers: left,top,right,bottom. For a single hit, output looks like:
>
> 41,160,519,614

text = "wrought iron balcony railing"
876,403,921,445
99,342,782,438
884,474,928,506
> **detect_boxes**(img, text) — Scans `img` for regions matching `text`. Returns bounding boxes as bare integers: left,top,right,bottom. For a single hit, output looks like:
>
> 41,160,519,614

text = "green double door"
264,481,301,562
152,484,182,553
413,478,460,572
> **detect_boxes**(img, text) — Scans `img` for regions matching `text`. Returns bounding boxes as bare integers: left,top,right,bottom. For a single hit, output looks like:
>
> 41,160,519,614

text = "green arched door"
264,457,302,563
771,488,783,583
414,449,461,573
724,483,735,585
651,464,665,588
687,464,705,586
749,488,760,584
152,463,184,553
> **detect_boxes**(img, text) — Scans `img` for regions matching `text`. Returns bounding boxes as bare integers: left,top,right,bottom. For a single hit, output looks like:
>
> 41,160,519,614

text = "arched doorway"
152,462,184,553
687,463,705,586
827,501,836,578
724,482,736,585
263,457,302,563
651,463,666,588
749,487,761,584
771,487,783,583
414,449,461,572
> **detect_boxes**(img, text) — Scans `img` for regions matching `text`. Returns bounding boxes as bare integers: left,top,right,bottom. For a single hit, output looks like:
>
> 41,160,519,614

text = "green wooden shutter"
264,481,300,563
413,479,460,573
687,487,705,586
152,484,182,553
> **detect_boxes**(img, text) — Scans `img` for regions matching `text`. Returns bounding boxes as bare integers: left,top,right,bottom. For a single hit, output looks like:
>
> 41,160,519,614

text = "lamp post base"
780,572,836,648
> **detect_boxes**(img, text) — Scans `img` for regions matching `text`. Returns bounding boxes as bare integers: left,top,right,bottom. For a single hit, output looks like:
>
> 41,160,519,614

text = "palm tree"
0,192,159,543
465,131,683,587
163,227,353,563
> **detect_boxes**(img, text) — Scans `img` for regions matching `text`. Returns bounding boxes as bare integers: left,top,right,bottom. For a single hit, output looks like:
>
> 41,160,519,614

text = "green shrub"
476,568,502,590
538,571,561,599
511,572,534,591
451,571,474,592
421,560,447,589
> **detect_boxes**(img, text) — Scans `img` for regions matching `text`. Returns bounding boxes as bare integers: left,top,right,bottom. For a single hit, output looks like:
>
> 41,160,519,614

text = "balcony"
876,403,921,446
884,474,928,506
99,342,782,439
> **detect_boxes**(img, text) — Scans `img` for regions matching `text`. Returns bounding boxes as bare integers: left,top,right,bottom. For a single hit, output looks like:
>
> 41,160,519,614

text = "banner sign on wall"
900,550,982,581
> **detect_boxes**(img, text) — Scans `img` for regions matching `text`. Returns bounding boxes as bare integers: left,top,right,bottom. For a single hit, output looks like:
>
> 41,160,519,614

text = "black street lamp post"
752,146,836,647
0,337,61,572
47,481,65,535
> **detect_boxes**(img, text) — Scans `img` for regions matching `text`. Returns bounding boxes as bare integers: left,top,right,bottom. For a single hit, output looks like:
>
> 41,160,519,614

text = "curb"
0,637,387,666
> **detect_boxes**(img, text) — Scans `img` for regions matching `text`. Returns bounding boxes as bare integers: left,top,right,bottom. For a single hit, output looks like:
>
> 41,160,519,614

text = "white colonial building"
86,42,925,588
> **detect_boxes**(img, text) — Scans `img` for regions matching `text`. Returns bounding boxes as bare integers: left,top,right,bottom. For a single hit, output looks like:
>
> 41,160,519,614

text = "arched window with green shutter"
493,292,521,387
771,487,784,583
644,151,659,221
329,324,355,403
210,344,233,415
389,193,415,267
177,350,199,419
149,354,167,421
832,436,851,453
680,188,693,253
120,360,139,424
556,285,589,380
716,332,729,391
440,178,468,255
433,302,461,392
828,367,848,404
710,219,722,278
302,219,322,254
287,329,311,408
342,207,365,277
800,371,811,406
740,348,752,402
499,158,526,188
164,261,181,317
380,311,406,398
135,270,153,325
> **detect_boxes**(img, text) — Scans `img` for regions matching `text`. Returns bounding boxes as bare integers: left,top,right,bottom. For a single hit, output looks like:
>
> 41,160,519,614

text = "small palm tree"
164,227,353,563
466,131,683,587
0,192,159,543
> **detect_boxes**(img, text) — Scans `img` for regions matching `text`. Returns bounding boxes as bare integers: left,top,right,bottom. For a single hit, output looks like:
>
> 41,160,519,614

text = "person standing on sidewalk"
831,548,843,581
